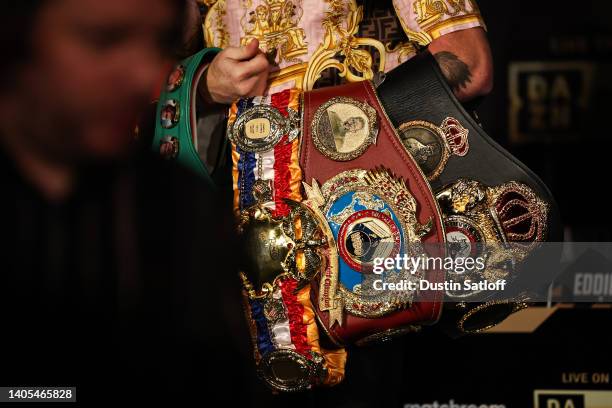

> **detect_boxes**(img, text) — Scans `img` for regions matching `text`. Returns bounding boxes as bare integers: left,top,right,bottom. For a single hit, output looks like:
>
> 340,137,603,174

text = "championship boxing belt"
374,51,562,335
152,48,220,184
229,90,347,392
300,81,447,346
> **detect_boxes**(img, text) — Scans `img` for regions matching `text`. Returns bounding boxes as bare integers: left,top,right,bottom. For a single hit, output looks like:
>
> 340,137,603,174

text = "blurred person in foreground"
0,0,251,403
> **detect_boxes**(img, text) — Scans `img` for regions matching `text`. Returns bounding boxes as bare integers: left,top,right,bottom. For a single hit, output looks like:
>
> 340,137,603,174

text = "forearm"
428,27,493,102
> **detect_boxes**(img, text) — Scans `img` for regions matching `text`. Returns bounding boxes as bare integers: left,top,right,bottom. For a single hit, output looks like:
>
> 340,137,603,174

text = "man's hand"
428,27,493,102
200,39,270,105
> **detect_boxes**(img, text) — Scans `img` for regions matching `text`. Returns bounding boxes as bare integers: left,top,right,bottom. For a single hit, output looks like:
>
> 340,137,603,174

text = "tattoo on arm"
434,51,472,92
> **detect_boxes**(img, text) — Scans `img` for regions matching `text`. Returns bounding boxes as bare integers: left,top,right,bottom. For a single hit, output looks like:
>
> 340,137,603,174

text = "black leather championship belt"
376,51,561,336
156,48,560,393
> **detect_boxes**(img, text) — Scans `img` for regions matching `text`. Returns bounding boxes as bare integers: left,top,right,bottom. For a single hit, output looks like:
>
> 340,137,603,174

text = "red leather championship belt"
300,81,446,345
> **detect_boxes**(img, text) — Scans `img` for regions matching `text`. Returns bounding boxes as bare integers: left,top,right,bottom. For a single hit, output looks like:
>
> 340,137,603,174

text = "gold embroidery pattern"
204,0,230,48
202,0,393,90
413,0,471,29
240,0,308,63
303,0,387,90
392,1,432,46
385,41,418,64
393,0,483,47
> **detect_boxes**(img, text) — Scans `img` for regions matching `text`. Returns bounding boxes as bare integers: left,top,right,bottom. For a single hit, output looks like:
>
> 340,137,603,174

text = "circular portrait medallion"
398,120,450,180
312,97,378,161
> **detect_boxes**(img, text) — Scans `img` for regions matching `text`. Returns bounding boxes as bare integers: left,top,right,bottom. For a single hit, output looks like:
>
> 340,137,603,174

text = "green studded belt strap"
152,47,221,186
